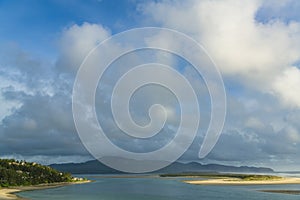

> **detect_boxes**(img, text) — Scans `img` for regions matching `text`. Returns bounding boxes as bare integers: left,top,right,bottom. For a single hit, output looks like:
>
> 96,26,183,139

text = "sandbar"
0,180,91,200
184,177,300,185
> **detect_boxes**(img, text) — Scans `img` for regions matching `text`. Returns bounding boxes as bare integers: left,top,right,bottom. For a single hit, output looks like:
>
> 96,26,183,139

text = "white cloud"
272,67,300,108
57,23,111,72
245,117,265,130
0,47,54,122
1,2,300,168
140,0,300,108
285,126,300,143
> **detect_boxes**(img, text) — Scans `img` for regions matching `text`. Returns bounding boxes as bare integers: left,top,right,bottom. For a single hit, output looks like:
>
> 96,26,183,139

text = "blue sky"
1,0,300,171
0,0,143,59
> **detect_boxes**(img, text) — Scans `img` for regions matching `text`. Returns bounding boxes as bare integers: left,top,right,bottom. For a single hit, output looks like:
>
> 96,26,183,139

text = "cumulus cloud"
0,22,209,163
0,24,111,163
1,1,300,169
57,22,111,72
272,67,300,108
140,0,300,108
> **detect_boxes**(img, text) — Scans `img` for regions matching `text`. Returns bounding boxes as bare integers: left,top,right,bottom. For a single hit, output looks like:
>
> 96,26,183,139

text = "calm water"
18,175,300,200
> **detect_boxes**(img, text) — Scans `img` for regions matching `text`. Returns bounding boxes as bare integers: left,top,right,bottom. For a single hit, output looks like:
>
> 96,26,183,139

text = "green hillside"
0,159,75,187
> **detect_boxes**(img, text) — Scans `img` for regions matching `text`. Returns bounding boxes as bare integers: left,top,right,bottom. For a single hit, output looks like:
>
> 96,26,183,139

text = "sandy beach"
0,181,91,200
184,177,300,185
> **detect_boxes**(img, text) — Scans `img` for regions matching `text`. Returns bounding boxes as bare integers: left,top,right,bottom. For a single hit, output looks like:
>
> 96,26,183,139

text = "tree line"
0,159,74,187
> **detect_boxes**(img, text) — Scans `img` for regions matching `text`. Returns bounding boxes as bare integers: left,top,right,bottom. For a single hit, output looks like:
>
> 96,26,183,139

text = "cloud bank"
141,0,300,108
0,0,300,170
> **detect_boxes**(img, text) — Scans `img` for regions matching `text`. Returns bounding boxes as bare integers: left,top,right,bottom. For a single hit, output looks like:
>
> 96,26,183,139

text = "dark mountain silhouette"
50,158,274,174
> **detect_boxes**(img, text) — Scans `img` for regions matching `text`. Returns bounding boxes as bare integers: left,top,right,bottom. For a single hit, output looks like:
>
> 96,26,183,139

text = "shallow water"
18,175,300,200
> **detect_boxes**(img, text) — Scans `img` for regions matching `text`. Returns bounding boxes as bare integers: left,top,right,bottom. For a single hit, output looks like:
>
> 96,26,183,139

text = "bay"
18,175,300,200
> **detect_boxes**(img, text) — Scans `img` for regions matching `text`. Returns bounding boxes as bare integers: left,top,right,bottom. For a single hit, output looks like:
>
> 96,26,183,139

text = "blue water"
18,175,300,200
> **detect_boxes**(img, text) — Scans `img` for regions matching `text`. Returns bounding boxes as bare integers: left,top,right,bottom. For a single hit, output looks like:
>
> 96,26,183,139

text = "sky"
1,0,300,171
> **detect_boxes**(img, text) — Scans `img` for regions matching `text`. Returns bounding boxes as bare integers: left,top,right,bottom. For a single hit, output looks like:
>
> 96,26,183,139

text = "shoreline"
260,190,300,195
2,175,300,199
0,180,91,200
184,177,300,185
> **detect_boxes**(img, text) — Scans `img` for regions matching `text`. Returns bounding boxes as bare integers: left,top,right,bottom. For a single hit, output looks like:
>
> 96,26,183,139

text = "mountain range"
50,159,274,174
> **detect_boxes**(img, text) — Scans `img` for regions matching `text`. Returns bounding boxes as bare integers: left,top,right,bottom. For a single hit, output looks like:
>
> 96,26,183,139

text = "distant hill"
277,171,300,174
50,159,274,174
51,159,120,174
156,162,274,174
0,159,75,187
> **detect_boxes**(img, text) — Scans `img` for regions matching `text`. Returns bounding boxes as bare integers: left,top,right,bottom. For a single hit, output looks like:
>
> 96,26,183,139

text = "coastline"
0,180,91,200
260,190,300,195
184,177,300,185
2,175,300,199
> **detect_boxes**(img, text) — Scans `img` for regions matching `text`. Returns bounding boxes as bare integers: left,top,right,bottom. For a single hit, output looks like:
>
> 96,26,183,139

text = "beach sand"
0,181,91,200
0,189,23,200
184,177,300,185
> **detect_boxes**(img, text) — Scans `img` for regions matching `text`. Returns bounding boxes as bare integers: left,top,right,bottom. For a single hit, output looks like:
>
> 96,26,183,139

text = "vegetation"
0,159,79,187
260,190,300,195
160,172,282,181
